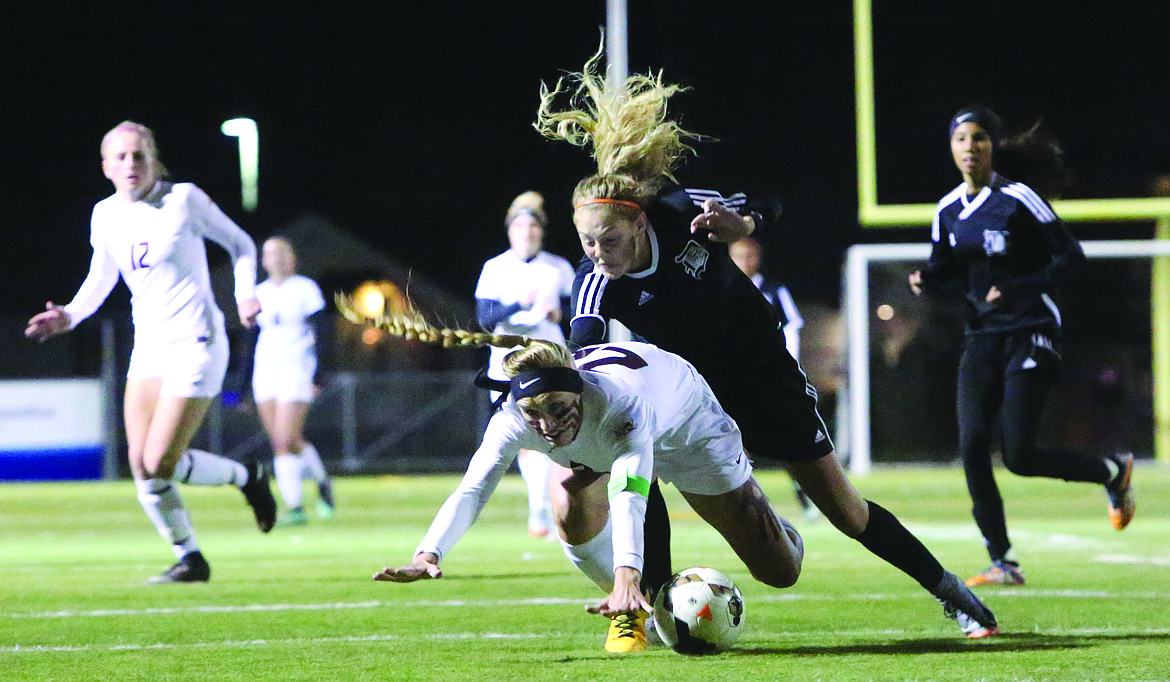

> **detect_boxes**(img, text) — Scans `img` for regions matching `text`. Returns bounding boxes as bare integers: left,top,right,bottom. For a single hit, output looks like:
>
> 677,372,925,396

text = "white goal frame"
843,239,1170,474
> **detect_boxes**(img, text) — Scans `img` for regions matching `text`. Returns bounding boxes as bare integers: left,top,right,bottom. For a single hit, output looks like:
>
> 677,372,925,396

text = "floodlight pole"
606,0,628,85
605,0,636,344
220,117,259,212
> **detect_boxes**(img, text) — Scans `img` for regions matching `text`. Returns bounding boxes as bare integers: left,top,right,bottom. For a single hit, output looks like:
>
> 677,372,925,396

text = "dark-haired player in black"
910,106,1136,588
535,46,999,640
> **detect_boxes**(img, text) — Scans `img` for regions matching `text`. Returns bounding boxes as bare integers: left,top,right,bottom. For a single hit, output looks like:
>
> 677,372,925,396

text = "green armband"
608,472,651,500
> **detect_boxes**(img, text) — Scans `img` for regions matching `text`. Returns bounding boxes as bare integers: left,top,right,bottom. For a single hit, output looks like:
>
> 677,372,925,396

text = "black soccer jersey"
920,173,1085,335
570,186,831,461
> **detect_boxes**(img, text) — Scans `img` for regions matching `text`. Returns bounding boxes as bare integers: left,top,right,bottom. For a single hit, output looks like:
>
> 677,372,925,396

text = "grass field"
2,465,1168,681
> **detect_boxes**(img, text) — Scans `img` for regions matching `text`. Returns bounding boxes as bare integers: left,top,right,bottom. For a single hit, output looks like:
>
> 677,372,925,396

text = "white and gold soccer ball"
652,566,745,655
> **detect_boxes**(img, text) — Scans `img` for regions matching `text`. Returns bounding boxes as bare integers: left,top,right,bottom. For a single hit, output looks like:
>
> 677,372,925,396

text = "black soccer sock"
641,479,672,602
855,500,945,593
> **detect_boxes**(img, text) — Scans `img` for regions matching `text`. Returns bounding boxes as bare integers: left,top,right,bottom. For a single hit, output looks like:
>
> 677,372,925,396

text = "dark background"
4,1,1169,321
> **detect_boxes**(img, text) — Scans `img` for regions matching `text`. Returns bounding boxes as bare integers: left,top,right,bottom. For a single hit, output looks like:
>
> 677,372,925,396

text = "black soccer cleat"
147,551,211,584
240,461,277,533
936,570,1000,638
318,479,336,511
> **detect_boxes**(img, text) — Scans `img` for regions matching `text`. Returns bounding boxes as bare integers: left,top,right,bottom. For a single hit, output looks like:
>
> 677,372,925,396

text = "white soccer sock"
1104,457,1120,484
517,449,553,516
298,442,328,483
560,517,615,591
172,449,249,487
135,478,199,558
274,453,305,509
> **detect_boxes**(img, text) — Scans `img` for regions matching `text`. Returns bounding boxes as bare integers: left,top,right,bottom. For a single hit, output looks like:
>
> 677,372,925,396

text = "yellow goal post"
851,0,1170,468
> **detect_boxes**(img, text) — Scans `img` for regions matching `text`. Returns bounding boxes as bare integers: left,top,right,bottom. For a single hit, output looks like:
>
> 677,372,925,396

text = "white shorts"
654,392,753,496
127,333,229,399
252,355,316,403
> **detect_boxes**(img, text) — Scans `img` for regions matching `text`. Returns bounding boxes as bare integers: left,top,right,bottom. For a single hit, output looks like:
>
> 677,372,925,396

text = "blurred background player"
25,121,276,583
729,236,819,521
536,46,998,638
475,191,576,537
909,106,1135,587
245,236,335,526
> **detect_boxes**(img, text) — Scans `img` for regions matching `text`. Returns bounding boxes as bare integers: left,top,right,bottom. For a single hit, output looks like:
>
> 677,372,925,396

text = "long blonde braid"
335,293,531,351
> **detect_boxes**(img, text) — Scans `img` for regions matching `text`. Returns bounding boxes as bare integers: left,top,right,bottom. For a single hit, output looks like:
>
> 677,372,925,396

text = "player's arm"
587,404,654,616
32,220,120,340
374,414,526,583
912,210,961,296
476,298,524,331
997,211,1085,300
189,185,260,326
568,269,607,350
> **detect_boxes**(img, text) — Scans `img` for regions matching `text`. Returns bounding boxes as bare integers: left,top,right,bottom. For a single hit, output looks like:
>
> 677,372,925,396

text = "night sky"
6,1,1169,323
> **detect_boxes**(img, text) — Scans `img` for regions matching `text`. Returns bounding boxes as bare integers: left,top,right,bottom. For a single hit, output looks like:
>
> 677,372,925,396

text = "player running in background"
25,121,276,584
475,191,576,538
533,45,998,639
244,236,335,526
361,324,802,654
909,106,1136,587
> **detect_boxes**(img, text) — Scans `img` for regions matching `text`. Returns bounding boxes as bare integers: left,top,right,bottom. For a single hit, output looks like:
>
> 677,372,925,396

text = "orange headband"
573,198,643,211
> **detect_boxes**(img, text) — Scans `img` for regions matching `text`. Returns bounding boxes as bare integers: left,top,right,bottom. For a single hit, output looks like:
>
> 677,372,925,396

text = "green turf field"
2,466,1167,681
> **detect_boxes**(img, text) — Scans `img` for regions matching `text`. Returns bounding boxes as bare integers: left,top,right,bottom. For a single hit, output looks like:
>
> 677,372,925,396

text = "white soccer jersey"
63,181,257,344
254,274,325,367
415,342,749,573
476,250,575,339
477,250,576,385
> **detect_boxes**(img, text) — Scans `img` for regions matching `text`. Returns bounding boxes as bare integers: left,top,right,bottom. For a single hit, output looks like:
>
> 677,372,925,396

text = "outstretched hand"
690,199,753,243
373,553,442,583
585,566,651,618
25,302,71,342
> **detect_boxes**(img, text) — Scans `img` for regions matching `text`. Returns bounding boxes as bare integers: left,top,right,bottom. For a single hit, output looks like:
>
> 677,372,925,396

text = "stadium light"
220,117,258,212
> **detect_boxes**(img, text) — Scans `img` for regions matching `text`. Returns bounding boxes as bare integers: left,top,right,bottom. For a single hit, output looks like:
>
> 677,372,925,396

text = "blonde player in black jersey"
534,45,998,640
909,107,1136,587
25,121,277,584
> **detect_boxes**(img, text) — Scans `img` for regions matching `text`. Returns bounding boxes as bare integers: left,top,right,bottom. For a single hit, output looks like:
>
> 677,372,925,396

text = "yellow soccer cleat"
604,610,649,653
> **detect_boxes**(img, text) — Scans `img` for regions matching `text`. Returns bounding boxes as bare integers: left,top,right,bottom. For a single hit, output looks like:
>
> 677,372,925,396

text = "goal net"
841,240,1170,473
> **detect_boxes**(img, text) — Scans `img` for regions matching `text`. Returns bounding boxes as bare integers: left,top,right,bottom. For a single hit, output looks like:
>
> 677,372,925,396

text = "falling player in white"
373,339,803,653
475,191,576,538
251,236,335,525
25,121,277,584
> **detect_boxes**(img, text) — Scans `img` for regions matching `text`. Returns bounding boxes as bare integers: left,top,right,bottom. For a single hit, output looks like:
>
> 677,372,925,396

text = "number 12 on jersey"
130,242,150,270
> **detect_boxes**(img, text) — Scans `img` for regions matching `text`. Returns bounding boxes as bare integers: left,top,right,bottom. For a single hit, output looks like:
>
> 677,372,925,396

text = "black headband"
949,107,1004,146
510,367,584,400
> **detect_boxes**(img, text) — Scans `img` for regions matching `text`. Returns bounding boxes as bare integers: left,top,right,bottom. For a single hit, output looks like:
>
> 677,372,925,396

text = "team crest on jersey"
983,229,1010,255
674,240,709,278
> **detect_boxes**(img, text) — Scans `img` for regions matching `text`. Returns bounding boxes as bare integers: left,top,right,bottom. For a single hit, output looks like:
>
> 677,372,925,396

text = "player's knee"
750,558,800,589
141,460,175,480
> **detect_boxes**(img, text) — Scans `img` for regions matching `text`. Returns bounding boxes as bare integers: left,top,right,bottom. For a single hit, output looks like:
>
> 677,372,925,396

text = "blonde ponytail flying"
534,38,705,208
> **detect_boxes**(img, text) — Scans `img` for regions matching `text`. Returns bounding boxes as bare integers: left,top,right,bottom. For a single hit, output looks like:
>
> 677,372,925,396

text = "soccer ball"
652,566,745,655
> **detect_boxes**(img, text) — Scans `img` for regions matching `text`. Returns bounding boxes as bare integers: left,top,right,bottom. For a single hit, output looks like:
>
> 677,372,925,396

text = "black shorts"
703,354,835,464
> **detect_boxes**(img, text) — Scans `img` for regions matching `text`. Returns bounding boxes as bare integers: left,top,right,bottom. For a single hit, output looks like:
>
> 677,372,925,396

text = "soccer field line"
7,626,1170,656
0,632,551,655
8,589,1169,621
